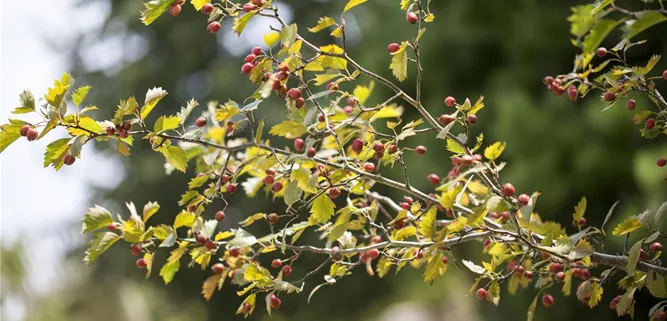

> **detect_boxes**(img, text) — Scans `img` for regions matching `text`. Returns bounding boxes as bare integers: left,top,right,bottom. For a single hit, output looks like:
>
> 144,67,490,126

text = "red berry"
306,147,316,157
363,162,375,172
136,258,148,269
242,3,255,12
241,62,254,75
212,263,225,274
541,294,554,307
244,54,256,63
318,114,326,122
657,158,666,167
220,174,230,184
388,144,398,154
287,88,301,100
329,187,341,199
403,196,413,205
651,242,663,252
351,139,364,153
524,270,534,280
442,256,449,264
270,294,281,309
646,118,656,129
596,47,607,58
451,156,462,166
501,183,515,197
295,97,305,108
370,235,382,244
549,263,562,274
281,265,292,276
466,114,478,124
579,268,591,281
655,311,667,321
252,0,264,5
347,97,357,106
326,82,339,91
63,154,75,166
461,155,474,165
543,76,554,86
264,168,276,176
373,143,384,153
555,271,565,282
427,174,441,185
26,128,39,141
415,250,424,259
229,248,241,257
640,249,649,261
202,3,214,14
226,183,237,194
473,154,483,162
399,202,410,210
475,288,488,300
663,70,667,80
572,268,581,278
252,47,264,56
603,91,616,102
215,211,225,221
267,213,279,224
242,302,252,313
367,248,380,260
195,234,207,244
278,63,290,72
293,138,305,152
406,12,418,24
205,239,216,250
578,217,587,226
517,194,530,206
483,239,491,248
271,181,283,192
107,223,118,231
263,175,275,185
130,244,142,255
169,4,182,16
609,295,621,309
500,211,511,221
207,21,221,33
271,259,282,268
626,99,636,111
415,145,427,155
568,86,578,101
444,96,456,107
20,125,30,136
388,42,400,53
195,116,207,128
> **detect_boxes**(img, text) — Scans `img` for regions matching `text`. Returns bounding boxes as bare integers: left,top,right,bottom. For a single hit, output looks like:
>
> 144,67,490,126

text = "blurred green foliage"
5,0,667,320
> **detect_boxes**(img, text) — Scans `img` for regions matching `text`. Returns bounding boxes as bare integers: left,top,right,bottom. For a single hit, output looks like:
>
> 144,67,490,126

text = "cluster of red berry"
20,124,76,166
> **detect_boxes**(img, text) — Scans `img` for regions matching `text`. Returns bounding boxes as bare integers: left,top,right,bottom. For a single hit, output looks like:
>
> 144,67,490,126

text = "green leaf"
160,260,180,284
655,202,667,232
244,263,273,287
42,138,70,169
633,110,653,124
446,138,466,154
569,5,597,38
283,181,302,206
636,55,661,75
389,42,408,82
601,200,620,236
141,87,168,121
72,86,91,106
290,167,318,194
612,216,642,235
647,270,667,298
626,241,642,275
269,121,306,139
418,206,437,239
583,19,622,54
84,231,120,265
160,145,188,172
483,141,506,161
188,175,210,190
309,17,336,32
280,24,298,48
0,121,26,153
233,12,256,36
82,205,113,233
423,252,447,284
588,281,604,308
177,99,199,126
591,0,614,16
174,211,196,228
568,239,594,260
140,0,177,25
13,90,35,114
154,115,182,133
309,193,336,225
622,11,667,40
343,0,368,13
143,201,160,223
215,101,241,121
573,196,587,221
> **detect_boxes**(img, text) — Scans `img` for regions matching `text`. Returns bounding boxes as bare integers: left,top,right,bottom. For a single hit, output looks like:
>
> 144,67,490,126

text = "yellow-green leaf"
269,121,306,139
72,86,91,106
143,201,160,223
424,252,447,284
389,42,408,82
141,87,168,120
233,12,256,36
160,260,180,284
154,115,181,133
290,167,318,193
190,0,210,10
343,0,368,13
418,206,437,239
264,31,280,47
612,216,642,236
573,196,587,221
352,81,374,106
202,274,221,301
82,205,113,233
243,263,273,287
484,141,506,161
309,193,335,225
174,211,196,228
309,16,336,33
84,231,120,265
160,145,188,172
44,73,74,107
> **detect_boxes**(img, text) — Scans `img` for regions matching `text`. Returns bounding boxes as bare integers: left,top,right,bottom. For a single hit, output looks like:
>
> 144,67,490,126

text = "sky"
1,0,123,319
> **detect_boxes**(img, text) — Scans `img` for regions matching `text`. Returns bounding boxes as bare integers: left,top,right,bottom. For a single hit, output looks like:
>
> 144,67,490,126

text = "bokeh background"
2,0,667,320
